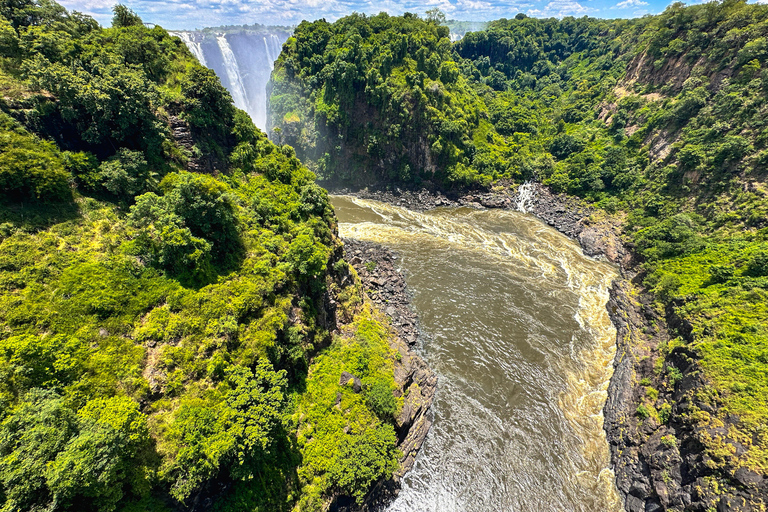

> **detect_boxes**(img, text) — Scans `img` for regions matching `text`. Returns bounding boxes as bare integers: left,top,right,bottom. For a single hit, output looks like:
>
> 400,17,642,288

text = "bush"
653,274,682,301
635,214,705,261
660,434,677,448
181,66,236,133
98,148,152,198
658,403,672,424
365,380,397,420
709,264,735,283
549,133,584,160
0,115,71,202
328,425,398,503
746,250,768,277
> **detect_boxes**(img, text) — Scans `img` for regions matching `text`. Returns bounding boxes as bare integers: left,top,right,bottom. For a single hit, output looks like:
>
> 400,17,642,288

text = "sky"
56,0,764,31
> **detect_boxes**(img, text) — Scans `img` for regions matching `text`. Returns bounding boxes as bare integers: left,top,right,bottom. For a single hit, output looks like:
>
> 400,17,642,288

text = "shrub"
365,380,397,420
658,403,672,424
667,366,683,387
654,274,682,301
660,434,677,448
635,214,705,261
709,264,735,283
0,116,71,202
328,425,398,503
98,148,152,199
746,250,768,277
549,133,584,160
636,404,651,419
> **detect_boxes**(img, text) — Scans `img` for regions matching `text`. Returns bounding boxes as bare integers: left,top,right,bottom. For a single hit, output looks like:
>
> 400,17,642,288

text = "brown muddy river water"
331,196,623,512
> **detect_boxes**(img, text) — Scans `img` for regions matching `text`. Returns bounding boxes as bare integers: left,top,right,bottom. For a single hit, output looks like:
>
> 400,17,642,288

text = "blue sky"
56,0,764,31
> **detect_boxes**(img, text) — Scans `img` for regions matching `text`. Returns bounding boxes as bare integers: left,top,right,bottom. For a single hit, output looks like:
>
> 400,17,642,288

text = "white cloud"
527,0,593,18
56,0,561,29
614,0,648,8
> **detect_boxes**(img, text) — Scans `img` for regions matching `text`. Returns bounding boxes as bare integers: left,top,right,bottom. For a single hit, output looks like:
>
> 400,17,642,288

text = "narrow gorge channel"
331,196,623,512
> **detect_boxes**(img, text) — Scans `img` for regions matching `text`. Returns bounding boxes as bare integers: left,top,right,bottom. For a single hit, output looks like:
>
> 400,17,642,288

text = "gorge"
332,195,622,511
1,2,767,512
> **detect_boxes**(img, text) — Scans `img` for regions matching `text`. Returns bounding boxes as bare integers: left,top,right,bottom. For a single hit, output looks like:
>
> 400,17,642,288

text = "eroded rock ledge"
332,239,437,511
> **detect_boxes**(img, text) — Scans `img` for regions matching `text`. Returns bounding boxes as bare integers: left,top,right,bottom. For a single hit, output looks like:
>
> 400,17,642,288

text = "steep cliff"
0,4,431,512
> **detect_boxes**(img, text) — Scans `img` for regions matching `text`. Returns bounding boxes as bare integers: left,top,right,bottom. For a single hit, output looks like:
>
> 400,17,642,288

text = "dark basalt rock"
339,371,362,393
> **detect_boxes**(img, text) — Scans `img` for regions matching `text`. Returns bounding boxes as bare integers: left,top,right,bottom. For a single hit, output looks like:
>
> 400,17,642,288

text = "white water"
215,34,250,112
174,32,207,67
263,34,280,65
174,29,290,131
332,196,622,512
516,181,536,214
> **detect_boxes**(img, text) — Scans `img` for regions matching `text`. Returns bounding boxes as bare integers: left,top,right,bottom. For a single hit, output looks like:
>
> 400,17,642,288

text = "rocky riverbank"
331,239,437,511
328,183,753,512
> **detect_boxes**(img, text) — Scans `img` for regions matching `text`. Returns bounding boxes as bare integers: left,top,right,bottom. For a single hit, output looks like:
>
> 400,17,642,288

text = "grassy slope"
0,4,403,512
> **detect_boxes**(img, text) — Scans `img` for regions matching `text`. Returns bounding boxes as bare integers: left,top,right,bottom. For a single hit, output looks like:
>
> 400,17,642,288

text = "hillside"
268,3,768,510
0,3,423,511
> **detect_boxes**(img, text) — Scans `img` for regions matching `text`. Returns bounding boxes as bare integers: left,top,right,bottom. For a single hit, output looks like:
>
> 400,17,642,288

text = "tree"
0,390,78,511
164,361,287,501
111,4,142,28
0,334,85,401
46,397,152,511
328,425,398,503
99,148,153,198
425,8,446,25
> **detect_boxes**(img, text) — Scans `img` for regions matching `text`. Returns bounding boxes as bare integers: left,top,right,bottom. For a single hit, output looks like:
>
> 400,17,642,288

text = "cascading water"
331,196,622,512
176,31,206,67
516,181,536,214
215,34,249,112
172,27,291,131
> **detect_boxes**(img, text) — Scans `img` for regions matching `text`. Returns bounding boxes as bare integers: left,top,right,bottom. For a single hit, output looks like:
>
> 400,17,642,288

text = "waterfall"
173,28,291,132
175,32,207,67
215,34,250,113
516,181,536,214
263,35,277,66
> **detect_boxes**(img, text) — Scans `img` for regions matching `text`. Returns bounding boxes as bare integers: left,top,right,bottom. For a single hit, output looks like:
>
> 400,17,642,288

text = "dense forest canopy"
0,2,405,511
268,2,768,509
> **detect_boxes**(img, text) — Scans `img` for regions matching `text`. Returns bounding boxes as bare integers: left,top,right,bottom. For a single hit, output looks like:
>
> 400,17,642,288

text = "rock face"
332,239,437,512
167,114,225,173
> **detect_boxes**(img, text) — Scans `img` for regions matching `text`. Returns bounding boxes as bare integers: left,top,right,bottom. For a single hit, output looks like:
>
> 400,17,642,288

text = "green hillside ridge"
268,2,768,508
0,2,404,511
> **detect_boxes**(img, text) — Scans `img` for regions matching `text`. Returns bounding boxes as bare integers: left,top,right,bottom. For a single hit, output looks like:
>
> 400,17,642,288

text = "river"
331,195,623,512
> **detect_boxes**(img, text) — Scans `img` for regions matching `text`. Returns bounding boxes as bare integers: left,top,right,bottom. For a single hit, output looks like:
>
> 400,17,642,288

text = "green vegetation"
0,2,402,511
268,12,497,187
268,1,768,499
